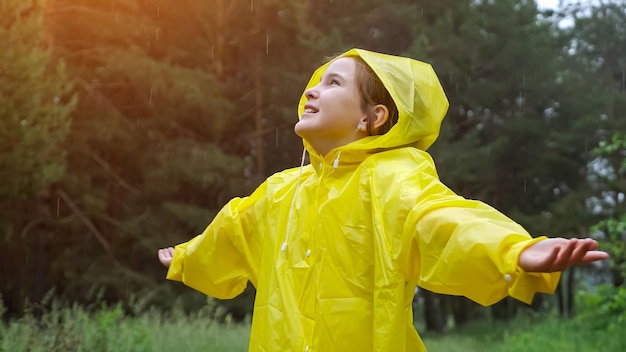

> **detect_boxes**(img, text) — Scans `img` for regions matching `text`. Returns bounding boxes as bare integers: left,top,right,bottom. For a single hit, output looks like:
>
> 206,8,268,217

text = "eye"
329,79,340,86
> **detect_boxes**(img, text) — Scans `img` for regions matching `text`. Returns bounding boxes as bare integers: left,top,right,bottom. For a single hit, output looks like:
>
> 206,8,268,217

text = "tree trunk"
490,297,518,321
215,0,224,77
556,279,565,317
252,6,264,176
612,266,624,287
421,289,446,334
254,52,265,176
566,266,576,318
449,296,474,328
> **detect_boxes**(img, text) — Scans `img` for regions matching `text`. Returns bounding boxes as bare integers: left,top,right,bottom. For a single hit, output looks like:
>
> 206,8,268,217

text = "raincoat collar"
308,147,373,174
298,48,449,173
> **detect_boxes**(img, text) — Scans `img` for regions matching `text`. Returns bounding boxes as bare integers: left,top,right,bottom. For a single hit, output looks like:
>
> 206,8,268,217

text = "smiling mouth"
303,108,317,114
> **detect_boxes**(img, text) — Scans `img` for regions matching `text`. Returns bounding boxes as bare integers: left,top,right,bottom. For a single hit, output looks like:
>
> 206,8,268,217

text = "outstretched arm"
519,238,609,273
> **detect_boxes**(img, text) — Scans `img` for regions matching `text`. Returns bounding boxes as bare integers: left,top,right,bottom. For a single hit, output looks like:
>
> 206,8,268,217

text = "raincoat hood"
297,48,449,158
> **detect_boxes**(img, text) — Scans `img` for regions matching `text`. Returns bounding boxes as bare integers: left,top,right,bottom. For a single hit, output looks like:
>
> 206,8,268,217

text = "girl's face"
295,57,367,156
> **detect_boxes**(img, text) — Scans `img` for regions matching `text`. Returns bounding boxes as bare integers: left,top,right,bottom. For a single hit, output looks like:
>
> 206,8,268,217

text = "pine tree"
0,0,75,202
0,0,75,314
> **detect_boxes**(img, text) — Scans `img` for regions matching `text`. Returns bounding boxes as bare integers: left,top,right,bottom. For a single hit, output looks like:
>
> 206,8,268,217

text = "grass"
0,303,250,352
421,311,626,352
1,301,625,351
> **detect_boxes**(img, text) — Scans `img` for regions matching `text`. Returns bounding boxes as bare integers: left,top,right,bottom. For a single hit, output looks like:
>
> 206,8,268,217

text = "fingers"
568,238,590,264
587,239,599,251
157,247,175,267
520,238,609,273
157,247,174,259
552,238,577,270
543,245,561,270
558,238,609,268
582,250,610,263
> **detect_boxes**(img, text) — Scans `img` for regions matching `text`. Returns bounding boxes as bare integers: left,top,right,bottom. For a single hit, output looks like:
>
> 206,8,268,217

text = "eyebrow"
321,72,345,82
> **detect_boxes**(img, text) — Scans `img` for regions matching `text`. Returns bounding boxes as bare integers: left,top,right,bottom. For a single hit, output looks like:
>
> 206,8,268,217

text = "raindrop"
157,5,160,17
251,0,254,12
53,96,60,104
149,85,154,106
155,28,160,41
266,34,270,54
56,197,60,217
622,69,625,92
330,0,333,4
211,46,214,61
523,179,527,192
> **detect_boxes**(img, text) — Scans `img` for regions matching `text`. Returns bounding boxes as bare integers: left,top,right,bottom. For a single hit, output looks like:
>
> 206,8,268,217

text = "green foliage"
0,300,249,352
577,284,626,329
2,298,626,352
589,132,626,285
419,307,626,352
592,214,626,280
489,285,626,352
594,133,626,177
492,317,626,352
0,0,76,202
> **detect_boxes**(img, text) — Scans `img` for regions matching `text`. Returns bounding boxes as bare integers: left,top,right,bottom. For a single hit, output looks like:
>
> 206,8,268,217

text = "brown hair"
351,56,399,136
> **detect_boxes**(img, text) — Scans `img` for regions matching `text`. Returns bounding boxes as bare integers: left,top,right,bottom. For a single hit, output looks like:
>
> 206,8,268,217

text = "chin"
294,120,311,137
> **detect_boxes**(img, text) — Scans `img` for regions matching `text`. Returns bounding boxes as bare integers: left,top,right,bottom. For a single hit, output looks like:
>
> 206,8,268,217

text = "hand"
158,247,175,267
518,238,609,273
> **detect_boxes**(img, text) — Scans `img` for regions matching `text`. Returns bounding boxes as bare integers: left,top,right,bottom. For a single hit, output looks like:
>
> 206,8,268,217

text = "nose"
305,85,319,99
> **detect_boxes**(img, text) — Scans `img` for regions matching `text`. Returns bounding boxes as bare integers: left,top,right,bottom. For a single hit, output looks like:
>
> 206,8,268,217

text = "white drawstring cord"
282,148,308,255
332,151,341,170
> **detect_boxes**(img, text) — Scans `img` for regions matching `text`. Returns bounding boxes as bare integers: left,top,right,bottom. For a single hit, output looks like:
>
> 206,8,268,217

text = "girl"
158,49,608,352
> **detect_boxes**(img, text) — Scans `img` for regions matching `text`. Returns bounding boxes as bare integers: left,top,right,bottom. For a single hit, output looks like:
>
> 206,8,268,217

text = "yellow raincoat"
166,49,560,351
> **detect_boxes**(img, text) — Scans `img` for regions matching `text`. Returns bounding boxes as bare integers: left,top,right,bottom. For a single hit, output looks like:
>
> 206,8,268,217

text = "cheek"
328,93,360,114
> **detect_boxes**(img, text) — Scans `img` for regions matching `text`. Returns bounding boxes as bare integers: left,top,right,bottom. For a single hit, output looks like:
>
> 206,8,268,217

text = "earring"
356,123,364,132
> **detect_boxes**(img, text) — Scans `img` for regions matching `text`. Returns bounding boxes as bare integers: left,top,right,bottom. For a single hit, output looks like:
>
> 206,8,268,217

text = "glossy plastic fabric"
167,49,560,351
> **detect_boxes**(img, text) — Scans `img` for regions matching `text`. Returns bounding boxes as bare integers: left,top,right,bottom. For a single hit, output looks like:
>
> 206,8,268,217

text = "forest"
1,0,626,350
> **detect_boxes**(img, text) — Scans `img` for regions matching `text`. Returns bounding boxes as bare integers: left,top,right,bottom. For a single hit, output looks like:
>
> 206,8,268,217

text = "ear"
371,104,389,130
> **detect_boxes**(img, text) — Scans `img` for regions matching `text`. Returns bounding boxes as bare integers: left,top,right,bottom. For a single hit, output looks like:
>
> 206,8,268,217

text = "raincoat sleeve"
165,181,268,300
398,153,560,306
